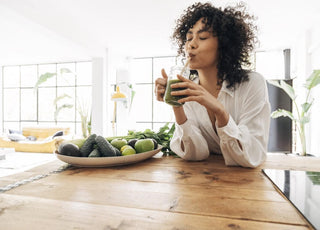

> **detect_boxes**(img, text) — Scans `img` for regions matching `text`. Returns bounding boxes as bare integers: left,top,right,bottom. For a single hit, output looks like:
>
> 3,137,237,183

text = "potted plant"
268,69,320,156
34,68,91,138
77,98,91,138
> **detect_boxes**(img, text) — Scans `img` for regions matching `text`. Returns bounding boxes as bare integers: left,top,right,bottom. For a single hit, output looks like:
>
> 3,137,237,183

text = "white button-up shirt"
170,72,271,168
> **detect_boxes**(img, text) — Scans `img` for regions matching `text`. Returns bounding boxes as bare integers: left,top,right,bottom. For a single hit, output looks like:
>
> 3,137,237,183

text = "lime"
111,138,127,150
122,146,136,156
120,144,131,152
134,139,154,153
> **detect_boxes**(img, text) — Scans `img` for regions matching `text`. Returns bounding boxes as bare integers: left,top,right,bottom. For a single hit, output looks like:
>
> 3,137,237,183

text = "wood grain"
1,153,319,230
0,193,309,230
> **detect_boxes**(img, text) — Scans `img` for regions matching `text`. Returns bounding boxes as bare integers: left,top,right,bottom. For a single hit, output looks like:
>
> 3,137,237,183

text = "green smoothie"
164,79,186,106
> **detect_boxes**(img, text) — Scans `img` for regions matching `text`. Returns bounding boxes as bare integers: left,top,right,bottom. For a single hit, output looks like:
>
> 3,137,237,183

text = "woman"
155,2,270,168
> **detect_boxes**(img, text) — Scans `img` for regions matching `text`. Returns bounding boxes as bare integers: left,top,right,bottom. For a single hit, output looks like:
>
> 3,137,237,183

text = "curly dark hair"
172,2,257,88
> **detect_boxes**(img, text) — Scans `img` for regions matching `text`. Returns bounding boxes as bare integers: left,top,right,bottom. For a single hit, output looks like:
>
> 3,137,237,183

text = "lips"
188,53,196,60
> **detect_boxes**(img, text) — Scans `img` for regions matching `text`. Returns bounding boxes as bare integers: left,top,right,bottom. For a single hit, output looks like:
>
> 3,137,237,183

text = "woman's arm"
217,73,270,168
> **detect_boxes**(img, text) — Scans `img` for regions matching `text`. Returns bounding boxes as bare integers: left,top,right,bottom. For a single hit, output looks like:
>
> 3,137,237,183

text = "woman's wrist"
173,106,187,125
215,109,229,128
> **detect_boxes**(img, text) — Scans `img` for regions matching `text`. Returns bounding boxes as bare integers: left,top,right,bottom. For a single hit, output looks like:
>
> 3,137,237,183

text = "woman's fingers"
177,74,192,82
154,81,166,101
171,76,198,90
161,68,168,80
154,69,169,102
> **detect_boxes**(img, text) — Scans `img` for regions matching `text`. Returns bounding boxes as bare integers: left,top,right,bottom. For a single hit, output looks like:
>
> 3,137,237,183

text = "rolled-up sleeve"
217,75,270,168
169,72,270,168
170,119,210,161
217,103,269,167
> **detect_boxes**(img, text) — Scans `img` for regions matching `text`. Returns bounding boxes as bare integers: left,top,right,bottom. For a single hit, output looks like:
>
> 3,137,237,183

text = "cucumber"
88,148,101,157
80,134,97,157
58,142,81,157
114,148,121,156
95,135,117,157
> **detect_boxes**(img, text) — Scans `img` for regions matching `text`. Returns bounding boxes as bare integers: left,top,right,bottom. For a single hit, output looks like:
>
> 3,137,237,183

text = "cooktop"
262,169,320,229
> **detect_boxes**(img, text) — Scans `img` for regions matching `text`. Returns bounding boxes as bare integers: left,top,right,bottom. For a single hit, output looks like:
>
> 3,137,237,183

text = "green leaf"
60,68,72,74
267,80,281,88
158,122,169,134
279,80,296,100
53,94,72,106
267,80,296,100
305,69,320,90
54,104,73,120
34,72,56,90
271,109,295,120
301,101,313,113
168,123,175,135
300,115,310,124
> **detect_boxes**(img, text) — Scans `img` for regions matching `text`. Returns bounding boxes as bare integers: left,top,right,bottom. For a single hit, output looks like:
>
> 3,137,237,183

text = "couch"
0,127,70,153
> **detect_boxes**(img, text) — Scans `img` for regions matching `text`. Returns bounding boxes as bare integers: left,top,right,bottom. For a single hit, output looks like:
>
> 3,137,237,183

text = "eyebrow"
187,28,211,35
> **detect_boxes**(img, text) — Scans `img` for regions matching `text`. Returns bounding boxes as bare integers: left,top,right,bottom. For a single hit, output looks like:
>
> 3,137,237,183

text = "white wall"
0,5,92,66
309,28,320,156
0,68,2,133
292,26,320,156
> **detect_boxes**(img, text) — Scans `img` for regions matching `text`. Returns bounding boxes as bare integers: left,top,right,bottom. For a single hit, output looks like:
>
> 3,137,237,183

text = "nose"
187,38,198,50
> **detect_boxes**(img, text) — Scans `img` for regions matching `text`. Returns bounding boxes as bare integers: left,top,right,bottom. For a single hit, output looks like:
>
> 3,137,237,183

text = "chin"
189,64,199,70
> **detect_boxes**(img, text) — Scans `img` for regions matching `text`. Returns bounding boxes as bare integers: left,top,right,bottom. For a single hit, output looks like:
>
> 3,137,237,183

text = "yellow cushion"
0,137,57,153
22,127,70,140
0,127,70,153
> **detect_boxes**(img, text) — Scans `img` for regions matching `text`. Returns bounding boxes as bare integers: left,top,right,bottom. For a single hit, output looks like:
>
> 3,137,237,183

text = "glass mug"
164,66,189,107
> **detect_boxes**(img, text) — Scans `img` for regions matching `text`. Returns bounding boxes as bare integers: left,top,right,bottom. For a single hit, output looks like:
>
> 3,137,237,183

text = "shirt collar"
191,75,234,97
220,80,234,97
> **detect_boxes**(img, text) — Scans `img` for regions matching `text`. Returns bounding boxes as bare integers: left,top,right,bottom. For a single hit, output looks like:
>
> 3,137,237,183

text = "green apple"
134,139,154,153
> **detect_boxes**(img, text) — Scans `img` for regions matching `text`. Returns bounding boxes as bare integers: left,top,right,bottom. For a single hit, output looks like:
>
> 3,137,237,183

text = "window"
127,51,286,133
129,56,177,132
2,61,92,136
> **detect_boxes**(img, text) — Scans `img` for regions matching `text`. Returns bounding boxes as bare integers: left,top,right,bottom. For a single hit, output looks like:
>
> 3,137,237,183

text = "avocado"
127,139,138,148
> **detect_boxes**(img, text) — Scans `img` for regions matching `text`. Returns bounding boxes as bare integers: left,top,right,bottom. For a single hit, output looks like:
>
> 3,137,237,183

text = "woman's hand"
154,69,187,125
154,69,168,102
171,74,217,109
171,74,229,127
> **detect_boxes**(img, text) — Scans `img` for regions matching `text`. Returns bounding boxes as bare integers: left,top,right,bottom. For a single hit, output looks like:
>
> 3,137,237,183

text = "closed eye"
199,37,208,40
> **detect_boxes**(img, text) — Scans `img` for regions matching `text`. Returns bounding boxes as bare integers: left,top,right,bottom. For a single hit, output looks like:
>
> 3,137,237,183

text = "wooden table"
1,153,319,230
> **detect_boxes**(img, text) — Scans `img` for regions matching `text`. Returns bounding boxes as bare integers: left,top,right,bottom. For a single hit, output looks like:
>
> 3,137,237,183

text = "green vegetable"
114,148,121,156
106,123,177,156
58,142,81,157
95,135,117,157
88,148,101,157
80,134,97,157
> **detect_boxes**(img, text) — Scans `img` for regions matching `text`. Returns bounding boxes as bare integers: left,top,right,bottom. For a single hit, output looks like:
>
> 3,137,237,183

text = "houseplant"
34,68,91,138
34,68,74,121
268,69,320,156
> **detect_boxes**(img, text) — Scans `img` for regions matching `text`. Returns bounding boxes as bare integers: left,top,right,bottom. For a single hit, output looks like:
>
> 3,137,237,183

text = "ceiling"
0,0,320,65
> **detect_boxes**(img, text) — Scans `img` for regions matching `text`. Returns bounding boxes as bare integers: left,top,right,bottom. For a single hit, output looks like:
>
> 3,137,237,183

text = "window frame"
1,61,92,136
